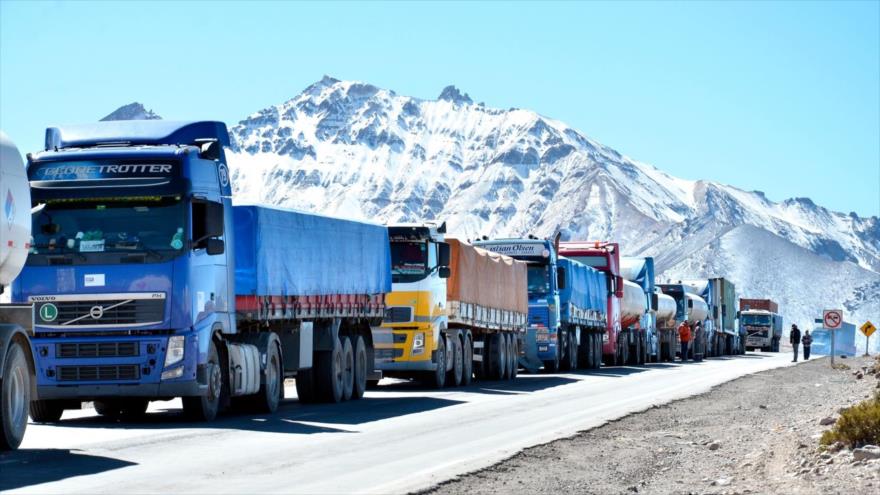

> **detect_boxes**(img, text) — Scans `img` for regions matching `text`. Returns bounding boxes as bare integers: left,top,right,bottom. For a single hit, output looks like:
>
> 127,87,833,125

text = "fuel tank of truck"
685,293,708,322
620,279,647,328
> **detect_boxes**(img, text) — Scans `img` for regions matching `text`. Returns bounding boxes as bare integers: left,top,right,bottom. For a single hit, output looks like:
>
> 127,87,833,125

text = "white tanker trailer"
0,131,36,450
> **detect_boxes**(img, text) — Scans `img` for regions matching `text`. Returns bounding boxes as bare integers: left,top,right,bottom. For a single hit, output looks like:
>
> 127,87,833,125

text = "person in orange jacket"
678,321,692,362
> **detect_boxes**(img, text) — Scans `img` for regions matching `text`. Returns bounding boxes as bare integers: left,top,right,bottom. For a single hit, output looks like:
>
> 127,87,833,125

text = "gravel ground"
426,355,879,495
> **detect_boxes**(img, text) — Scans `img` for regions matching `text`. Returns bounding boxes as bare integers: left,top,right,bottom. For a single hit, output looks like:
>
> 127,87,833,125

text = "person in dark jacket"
790,324,802,362
802,330,813,360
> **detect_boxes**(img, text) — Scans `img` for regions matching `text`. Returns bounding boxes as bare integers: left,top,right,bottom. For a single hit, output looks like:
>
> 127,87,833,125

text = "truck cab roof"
43,120,230,151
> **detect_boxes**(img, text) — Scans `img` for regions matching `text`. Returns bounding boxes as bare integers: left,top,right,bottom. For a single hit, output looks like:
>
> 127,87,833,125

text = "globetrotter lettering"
37,164,173,178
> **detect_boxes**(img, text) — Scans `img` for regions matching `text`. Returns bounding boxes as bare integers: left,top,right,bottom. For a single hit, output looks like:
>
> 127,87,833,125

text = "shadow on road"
41,395,464,433
376,374,579,396
0,449,136,491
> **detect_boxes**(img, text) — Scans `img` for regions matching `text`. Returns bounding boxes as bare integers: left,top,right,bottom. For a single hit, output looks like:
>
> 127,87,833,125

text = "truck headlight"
412,332,425,355
164,335,185,367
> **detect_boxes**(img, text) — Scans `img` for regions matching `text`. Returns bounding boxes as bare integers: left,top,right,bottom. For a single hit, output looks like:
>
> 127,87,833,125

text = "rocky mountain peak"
438,85,473,105
100,102,161,121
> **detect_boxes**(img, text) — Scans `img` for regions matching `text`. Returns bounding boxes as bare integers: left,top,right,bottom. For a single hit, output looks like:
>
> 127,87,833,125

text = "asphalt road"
1,352,798,494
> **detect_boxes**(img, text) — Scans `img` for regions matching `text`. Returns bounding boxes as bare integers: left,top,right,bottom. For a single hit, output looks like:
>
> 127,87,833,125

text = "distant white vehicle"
0,131,36,450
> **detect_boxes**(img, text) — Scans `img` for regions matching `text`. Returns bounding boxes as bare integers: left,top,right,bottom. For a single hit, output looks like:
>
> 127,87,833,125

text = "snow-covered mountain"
101,102,161,121
103,77,880,348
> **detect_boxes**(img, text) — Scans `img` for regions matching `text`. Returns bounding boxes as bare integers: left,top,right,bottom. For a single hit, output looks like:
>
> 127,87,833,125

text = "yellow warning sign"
860,321,876,338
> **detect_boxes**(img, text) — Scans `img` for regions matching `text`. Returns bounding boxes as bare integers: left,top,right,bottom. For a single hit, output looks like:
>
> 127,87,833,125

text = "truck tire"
1,339,30,450
497,333,508,380
250,342,283,412
568,331,578,370
352,335,368,400
426,334,447,388
447,335,463,387
508,335,518,380
315,344,345,403
183,341,224,421
29,400,64,423
461,334,473,386
296,367,317,403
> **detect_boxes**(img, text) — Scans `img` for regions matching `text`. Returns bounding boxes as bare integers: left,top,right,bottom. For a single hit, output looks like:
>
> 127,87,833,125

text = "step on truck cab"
740,299,782,352
0,131,37,450
374,224,528,386
657,282,709,360
13,121,391,422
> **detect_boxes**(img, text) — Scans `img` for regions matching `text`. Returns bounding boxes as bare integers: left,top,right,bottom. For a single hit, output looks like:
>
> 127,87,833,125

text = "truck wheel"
183,341,224,421
1,340,30,450
447,335,463,387
250,342,283,412
30,400,64,423
461,334,473,386
352,335,368,400
340,337,354,401
568,332,578,370
497,333,509,380
296,367,317,403
426,334,447,388
508,335,518,380
315,344,345,403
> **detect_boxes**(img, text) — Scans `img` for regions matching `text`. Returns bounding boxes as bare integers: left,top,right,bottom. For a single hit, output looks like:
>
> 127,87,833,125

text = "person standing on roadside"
790,324,802,362
678,320,691,362
802,329,812,360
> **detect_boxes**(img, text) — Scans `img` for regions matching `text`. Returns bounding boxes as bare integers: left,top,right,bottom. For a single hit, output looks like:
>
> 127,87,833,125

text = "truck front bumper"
37,379,203,400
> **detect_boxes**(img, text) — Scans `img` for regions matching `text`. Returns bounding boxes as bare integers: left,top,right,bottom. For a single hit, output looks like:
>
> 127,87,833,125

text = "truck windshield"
527,264,550,294
565,255,607,269
29,195,185,263
390,241,429,283
741,314,771,326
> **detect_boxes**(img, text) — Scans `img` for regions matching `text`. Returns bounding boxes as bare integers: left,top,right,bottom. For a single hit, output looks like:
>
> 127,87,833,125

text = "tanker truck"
684,278,739,357
657,282,709,360
558,242,648,366
0,131,37,450
373,224,528,387
620,257,677,363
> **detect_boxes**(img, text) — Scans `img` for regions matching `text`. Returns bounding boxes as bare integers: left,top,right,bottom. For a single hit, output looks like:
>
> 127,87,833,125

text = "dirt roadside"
426,356,879,495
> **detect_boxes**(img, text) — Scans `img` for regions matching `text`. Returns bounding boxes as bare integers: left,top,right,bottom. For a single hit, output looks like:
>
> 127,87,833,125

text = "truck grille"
56,342,139,359
36,298,164,327
529,307,550,326
57,365,140,381
384,306,413,323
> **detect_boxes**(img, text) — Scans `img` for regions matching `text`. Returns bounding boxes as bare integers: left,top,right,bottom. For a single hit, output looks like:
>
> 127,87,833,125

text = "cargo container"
740,298,778,314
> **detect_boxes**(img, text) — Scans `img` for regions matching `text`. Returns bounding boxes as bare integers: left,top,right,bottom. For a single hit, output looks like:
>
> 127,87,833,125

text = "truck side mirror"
688,299,694,309
556,267,566,290
199,140,221,161
438,242,450,267
651,293,659,311
206,238,225,256
714,307,719,319
438,266,451,279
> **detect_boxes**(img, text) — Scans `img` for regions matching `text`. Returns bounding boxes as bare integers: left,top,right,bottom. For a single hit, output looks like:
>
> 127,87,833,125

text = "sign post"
860,321,876,357
824,310,843,366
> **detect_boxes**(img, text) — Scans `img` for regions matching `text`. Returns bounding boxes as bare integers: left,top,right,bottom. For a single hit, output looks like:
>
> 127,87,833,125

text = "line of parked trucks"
0,121,785,450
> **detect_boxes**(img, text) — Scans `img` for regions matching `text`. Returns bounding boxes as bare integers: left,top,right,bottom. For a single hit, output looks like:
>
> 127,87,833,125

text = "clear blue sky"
1,1,878,217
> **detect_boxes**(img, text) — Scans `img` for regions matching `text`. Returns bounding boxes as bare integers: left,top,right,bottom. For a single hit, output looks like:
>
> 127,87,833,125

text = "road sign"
860,321,876,338
823,309,843,330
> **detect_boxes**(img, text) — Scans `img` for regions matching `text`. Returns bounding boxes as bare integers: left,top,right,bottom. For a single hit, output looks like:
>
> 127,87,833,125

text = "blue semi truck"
473,237,606,372
13,120,390,422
